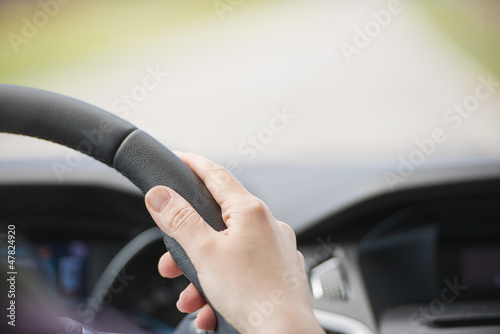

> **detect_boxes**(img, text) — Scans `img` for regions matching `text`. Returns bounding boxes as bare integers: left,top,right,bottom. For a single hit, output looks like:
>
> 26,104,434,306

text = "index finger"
175,152,251,208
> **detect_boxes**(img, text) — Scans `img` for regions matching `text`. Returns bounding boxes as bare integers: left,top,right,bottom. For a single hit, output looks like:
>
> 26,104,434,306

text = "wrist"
236,304,324,334
262,308,324,334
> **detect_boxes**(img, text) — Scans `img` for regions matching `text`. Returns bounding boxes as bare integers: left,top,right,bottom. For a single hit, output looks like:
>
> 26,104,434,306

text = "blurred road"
2,0,500,228
2,0,500,168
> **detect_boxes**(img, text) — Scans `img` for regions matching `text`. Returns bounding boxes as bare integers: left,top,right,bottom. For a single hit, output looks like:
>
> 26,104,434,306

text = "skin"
145,152,325,333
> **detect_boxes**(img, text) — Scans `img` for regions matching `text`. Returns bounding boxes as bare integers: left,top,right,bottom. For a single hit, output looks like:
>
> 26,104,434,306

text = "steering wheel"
0,84,238,334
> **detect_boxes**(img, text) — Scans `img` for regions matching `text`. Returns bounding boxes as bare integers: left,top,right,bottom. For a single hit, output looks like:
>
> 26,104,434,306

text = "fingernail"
147,187,171,213
176,292,185,312
176,299,182,311
194,317,200,329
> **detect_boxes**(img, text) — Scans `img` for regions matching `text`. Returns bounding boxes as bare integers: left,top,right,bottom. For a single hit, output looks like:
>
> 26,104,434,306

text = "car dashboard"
1,161,500,334
300,178,500,334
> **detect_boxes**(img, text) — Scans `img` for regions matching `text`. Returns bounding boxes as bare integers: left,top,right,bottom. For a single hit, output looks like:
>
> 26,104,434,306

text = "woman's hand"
145,152,324,333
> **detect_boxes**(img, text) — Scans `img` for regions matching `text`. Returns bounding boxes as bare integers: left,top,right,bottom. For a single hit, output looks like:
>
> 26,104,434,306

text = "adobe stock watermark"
76,268,135,323
213,0,243,21
51,65,168,182
235,263,304,333
407,277,467,333
51,117,116,182
339,0,410,63
309,235,340,267
235,235,341,333
224,106,296,177
7,0,71,54
385,74,499,191
110,65,169,119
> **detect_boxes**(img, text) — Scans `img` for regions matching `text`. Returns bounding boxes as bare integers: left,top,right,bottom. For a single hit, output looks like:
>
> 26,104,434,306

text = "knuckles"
223,196,274,226
281,222,297,241
297,250,306,267
206,165,232,189
167,206,199,234
243,197,270,217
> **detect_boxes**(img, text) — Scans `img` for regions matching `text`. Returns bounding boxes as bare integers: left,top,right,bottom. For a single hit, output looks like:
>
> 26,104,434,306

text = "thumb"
145,186,217,259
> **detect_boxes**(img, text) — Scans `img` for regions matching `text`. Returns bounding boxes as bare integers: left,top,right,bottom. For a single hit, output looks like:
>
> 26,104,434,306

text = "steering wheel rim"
0,84,238,334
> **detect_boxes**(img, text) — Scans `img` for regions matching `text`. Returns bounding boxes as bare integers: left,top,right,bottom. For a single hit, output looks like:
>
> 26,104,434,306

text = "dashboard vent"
310,257,349,301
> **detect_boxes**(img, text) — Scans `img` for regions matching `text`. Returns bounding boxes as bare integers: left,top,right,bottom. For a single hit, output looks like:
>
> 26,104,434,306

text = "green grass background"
1,0,499,83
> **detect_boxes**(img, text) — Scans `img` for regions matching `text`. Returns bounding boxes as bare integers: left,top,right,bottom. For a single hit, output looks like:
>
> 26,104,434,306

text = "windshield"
1,0,499,176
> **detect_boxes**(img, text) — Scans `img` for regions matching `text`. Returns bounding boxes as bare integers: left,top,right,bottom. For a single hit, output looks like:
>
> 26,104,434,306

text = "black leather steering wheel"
0,84,238,334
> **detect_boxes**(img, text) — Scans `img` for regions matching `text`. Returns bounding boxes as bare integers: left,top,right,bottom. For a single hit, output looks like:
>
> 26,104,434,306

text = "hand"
145,152,324,334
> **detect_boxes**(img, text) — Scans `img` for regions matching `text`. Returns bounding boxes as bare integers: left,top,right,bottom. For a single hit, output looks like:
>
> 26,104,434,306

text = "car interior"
1,1,500,334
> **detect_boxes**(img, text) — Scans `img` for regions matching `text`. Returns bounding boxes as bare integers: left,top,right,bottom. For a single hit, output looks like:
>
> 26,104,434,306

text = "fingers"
175,152,251,208
297,251,306,272
176,152,275,228
176,283,216,331
279,221,297,245
177,283,207,313
158,252,183,278
145,186,217,256
195,304,216,332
